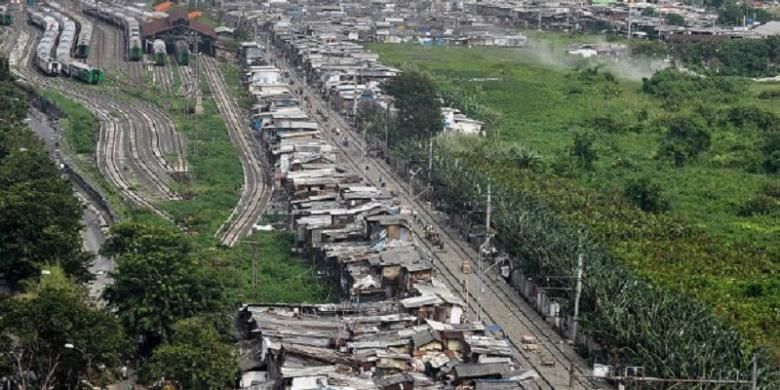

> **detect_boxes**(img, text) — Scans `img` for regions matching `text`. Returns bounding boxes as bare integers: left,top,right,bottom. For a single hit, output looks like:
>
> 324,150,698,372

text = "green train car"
69,62,104,84
128,46,142,61
174,40,189,65
0,6,12,26
75,43,89,59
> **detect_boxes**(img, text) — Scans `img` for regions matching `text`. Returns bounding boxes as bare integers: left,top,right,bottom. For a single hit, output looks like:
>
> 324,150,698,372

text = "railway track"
202,57,271,247
270,44,606,390
14,23,178,220
149,57,174,94
177,62,197,98
84,11,188,177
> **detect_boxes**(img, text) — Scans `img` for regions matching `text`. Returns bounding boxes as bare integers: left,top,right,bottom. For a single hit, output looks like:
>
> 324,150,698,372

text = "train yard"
2,3,190,221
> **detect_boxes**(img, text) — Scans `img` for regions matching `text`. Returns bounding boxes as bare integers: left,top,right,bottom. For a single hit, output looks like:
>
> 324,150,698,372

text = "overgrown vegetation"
42,90,98,155
367,44,780,374
672,35,780,76
117,68,244,237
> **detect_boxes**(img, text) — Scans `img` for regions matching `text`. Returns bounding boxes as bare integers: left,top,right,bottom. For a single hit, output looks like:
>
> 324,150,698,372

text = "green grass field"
368,43,780,355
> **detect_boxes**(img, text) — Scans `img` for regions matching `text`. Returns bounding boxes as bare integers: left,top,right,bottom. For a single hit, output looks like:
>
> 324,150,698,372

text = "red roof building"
141,9,217,55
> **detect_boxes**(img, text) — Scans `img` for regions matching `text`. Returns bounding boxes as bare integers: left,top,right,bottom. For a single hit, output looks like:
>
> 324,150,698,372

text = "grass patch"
42,90,98,155
369,43,780,356
219,61,253,110
220,231,330,303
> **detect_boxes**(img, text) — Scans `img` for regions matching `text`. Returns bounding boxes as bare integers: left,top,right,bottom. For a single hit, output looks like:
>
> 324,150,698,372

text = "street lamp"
64,343,93,385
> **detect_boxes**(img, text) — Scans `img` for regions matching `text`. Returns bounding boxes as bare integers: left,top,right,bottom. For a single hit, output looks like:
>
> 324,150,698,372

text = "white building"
441,107,484,136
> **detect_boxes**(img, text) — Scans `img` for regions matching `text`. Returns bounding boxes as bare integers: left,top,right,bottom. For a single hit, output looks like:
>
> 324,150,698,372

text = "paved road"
26,109,114,300
266,42,606,390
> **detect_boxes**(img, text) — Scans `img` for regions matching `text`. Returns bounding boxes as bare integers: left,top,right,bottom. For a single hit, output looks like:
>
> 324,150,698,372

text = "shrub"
587,116,624,134
624,177,670,213
570,130,598,170
738,195,779,216
757,89,780,99
658,115,711,166
761,182,780,198
761,132,780,174
723,106,778,132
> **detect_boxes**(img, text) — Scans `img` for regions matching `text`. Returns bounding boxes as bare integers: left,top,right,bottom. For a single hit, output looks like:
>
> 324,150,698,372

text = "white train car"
152,38,166,65
46,1,93,59
28,9,61,75
54,14,76,65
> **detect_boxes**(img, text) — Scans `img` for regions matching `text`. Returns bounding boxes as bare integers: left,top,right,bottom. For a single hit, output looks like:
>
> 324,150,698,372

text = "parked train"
67,60,103,83
82,2,141,61
152,39,166,65
45,1,92,59
0,5,13,26
28,9,60,74
28,8,103,83
174,40,190,66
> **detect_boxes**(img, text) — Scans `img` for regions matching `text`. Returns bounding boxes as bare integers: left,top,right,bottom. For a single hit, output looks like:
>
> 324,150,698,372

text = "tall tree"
102,222,226,353
0,57,91,287
383,71,442,146
0,267,124,389
141,317,237,390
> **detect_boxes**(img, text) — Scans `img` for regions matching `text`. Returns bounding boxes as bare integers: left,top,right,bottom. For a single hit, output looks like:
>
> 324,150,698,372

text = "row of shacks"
218,0,529,47
260,24,483,136
235,33,536,390
220,0,763,45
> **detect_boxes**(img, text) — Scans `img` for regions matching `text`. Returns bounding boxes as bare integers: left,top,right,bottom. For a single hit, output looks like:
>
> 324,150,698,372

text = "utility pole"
568,234,585,388
384,107,389,157
627,5,632,39
477,181,491,322
427,136,433,184
571,234,584,342
249,239,259,289
751,353,758,390
409,167,420,196
538,8,542,30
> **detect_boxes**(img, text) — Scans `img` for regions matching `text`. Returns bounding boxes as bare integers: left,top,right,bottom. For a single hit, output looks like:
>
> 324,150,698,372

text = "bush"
738,195,779,216
757,89,780,100
665,13,686,26
642,69,741,108
570,130,598,170
761,132,780,174
723,106,778,132
658,115,711,166
624,177,670,213
761,182,780,198
587,116,624,134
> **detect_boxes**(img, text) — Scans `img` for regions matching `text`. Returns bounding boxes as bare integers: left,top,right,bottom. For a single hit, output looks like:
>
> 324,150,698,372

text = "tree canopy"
383,71,442,144
0,56,91,287
0,267,124,389
141,317,237,390
102,222,227,353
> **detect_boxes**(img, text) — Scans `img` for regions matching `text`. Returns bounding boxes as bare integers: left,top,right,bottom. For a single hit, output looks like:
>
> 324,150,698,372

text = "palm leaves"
414,141,779,386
